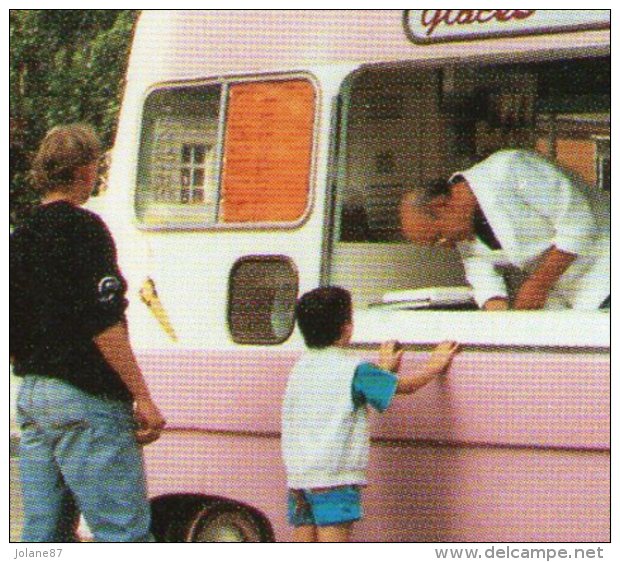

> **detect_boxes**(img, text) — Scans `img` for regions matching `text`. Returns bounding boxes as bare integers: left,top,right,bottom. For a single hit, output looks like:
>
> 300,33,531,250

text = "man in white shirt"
400,149,610,310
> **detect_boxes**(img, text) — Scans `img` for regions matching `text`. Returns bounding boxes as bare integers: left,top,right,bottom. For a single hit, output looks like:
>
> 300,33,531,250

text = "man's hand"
483,297,509,311
134,396,166,445
94,322,166,445
425,341,460,376
513,279,549,310
378,340,404,373
514,246,576,310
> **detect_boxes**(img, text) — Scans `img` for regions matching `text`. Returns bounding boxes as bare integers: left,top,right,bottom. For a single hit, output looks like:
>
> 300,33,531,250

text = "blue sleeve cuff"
352,362,398,412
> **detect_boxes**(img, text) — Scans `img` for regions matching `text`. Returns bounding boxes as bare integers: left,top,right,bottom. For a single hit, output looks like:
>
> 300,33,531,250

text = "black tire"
184,502,270,542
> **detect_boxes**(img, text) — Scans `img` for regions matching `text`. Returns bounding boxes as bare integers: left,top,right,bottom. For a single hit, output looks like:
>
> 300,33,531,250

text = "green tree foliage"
10,10,139,224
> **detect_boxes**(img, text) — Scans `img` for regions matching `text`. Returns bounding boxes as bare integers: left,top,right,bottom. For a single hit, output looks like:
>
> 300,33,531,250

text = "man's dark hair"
425,178,452,200
420,175,466,204
410,175,465,217
295,286,352,348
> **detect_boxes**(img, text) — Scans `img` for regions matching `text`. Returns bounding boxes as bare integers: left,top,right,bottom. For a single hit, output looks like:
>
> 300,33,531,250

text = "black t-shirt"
10,201,132,402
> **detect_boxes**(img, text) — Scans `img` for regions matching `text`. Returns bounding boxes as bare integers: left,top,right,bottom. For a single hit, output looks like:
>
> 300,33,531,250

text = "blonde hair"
30,123,101,194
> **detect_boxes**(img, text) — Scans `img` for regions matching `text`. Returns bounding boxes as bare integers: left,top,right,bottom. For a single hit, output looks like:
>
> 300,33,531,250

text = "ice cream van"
92,10,610,541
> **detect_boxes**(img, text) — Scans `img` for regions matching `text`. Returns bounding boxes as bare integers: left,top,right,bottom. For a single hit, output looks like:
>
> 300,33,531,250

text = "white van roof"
129,10,610,83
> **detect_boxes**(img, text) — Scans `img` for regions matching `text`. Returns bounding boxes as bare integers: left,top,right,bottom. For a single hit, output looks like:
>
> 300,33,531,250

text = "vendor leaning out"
400,149,610,310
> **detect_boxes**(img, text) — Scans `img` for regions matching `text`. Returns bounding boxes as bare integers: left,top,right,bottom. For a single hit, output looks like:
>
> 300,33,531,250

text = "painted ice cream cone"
139,277,178,342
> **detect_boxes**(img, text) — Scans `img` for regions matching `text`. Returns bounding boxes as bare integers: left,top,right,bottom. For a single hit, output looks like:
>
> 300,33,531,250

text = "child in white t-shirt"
281,286,459,542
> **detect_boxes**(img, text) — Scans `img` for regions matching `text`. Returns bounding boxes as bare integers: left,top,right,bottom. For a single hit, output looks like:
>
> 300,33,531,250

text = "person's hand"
426,341,460,376
378,340,404,373
483,297,509,311
133,396,166,445
513,246,574,310
513,280,549,310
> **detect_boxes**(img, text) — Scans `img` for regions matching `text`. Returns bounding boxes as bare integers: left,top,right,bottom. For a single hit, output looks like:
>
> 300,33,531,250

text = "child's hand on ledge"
378,340,404,373
426,341,460,376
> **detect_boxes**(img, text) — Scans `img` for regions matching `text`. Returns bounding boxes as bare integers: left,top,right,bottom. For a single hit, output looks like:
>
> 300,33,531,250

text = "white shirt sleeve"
511,151,597,256
459,241,508,307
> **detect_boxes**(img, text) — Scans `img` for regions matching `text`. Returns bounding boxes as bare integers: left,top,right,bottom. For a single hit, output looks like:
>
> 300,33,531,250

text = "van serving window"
330,56,609,311
135,77,315,228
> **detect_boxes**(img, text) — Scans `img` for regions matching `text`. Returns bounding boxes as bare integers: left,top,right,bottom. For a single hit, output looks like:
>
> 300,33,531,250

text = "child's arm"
379,341,460,395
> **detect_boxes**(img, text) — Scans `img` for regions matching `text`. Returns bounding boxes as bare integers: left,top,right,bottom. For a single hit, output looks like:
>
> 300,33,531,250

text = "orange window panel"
220,79,315,223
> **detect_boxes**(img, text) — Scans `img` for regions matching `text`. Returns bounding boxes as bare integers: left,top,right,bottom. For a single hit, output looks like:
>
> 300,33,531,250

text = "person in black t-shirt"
10,124,166,542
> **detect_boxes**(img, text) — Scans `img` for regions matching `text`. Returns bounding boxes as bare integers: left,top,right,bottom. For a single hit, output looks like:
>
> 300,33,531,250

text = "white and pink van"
93,10,610,541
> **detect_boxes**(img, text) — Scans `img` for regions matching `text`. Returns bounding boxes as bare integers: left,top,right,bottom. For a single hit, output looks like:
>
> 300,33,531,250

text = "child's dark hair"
295,286,352,348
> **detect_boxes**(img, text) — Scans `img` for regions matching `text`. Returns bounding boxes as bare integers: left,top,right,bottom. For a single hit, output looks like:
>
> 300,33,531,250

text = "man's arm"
460,241,509,310
483,297,509,311
513,245,576,310
94,322,166,443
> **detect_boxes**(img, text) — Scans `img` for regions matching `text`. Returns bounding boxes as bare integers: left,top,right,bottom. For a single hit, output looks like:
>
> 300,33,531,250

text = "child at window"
281,286,459,542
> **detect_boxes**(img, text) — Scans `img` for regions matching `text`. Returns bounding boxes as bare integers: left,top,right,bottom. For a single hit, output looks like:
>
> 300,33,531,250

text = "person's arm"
377,341,460,395
71,213,166,443
353,341,460,413
510,151,594,310
483,297,509,311
393,341,460,394
459,241,509,310
513,245,576,310
94,322,166,444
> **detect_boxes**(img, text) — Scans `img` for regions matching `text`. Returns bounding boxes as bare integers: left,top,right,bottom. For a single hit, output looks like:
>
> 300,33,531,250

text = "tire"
184,502,270,542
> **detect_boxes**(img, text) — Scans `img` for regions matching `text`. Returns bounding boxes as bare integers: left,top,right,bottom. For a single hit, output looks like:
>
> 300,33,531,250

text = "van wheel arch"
150,494,274,542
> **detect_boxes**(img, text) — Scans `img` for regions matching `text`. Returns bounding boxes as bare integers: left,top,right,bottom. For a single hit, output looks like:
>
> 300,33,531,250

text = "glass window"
135,77,315,228
228,256,298,345
136,84,221,226
596,138,610,192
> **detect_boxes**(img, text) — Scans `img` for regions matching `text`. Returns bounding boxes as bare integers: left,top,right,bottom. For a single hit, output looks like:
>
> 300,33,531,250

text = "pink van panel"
140,348,609,541
144,430,609,542
140,349,609,450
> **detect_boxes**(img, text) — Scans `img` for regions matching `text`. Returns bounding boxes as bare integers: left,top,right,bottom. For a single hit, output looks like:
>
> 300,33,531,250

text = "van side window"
136,84,222,226
135,77,315,228
221,80,315,223
228,256,298,345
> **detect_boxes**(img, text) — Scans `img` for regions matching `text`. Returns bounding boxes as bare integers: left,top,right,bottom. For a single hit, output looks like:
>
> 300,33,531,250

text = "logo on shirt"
97,276,121,303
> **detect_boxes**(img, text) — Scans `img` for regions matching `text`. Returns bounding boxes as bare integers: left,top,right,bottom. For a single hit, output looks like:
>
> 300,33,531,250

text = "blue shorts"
287,485,362,527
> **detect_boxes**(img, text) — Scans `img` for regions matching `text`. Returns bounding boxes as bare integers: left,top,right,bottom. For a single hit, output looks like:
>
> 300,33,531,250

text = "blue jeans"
16,376,153,542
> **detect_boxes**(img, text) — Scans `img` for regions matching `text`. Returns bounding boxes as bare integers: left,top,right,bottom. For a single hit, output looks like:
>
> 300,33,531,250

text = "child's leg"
293,525,317,542
316,522,353,542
